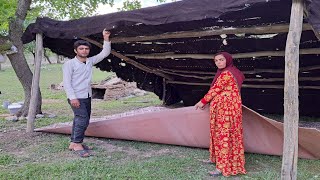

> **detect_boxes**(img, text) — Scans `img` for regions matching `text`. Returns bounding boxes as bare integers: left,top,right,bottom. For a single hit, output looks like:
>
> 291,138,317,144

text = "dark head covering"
210,52,245,89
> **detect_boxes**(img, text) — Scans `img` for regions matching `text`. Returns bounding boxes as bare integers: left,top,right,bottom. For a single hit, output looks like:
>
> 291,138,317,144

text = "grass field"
0,60,319,180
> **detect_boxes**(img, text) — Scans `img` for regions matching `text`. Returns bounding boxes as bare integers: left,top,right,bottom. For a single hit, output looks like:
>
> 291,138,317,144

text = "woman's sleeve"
200,71,232,104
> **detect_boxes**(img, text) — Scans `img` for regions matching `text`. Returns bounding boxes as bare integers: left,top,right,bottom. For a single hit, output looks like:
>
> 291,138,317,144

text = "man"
63,29,111,157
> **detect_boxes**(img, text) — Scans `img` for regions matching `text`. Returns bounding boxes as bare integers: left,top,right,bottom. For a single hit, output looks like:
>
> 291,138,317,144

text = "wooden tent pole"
80,37,172,80
281,0,303,179
165,81,320,90
125,48,320,60
162,78,166,104
161,65,320,75
27,33,43,133
309,24,320,40
111,50,172,80
111,24,312,43
303,5,320,40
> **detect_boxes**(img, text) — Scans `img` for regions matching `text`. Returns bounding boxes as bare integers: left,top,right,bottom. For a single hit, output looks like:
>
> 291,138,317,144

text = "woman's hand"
195,101,206,110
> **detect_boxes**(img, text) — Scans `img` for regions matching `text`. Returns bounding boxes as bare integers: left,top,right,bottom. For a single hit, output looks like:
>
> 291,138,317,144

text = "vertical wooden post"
27,33,43,133
0,54,4,71
281,0,303,179
162,78,166,105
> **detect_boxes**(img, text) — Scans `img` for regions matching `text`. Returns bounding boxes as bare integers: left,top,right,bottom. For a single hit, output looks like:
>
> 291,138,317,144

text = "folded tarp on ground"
36,106,320,159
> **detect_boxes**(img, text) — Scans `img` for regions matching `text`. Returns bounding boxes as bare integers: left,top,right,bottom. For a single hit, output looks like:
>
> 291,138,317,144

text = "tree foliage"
0,0,116,35
118,0,173,11
32,0,115,20
118,0,141,11
0,0,17,35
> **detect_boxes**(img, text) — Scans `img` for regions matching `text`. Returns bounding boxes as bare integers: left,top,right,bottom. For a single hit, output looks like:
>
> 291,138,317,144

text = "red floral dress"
201,70,246,176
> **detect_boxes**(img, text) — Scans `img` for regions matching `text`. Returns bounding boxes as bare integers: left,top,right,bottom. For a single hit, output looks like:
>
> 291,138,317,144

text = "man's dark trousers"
68,97,91,143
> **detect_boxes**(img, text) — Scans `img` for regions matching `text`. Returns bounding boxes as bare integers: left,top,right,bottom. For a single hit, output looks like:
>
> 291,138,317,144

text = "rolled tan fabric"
35,106,320,159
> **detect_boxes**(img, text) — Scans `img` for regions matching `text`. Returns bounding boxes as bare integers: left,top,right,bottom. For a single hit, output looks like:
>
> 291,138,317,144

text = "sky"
96,0,168,15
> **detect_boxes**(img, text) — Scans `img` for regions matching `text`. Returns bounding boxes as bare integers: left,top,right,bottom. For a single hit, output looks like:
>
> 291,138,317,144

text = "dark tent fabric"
22,0,320,115
306,0,320,31
22,0,320,42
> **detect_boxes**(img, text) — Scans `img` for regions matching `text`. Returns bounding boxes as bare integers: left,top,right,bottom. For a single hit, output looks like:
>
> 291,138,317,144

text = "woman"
195,52,246,177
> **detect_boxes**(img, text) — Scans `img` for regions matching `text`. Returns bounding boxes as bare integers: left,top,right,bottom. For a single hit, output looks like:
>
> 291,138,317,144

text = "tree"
118,0,142,11
7,0,36,117
0,0,172,117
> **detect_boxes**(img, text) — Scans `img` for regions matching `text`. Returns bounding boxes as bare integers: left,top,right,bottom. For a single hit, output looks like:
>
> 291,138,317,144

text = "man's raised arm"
92,29,111,65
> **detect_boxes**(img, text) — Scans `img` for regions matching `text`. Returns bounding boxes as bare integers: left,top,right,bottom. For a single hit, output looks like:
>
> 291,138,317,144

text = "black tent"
22,0,320,115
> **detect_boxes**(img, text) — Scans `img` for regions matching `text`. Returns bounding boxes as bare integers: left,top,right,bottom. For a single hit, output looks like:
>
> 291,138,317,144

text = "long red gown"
201,70,247,176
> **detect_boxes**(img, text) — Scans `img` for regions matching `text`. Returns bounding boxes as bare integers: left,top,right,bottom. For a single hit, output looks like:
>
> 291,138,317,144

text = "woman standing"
195,52,246,177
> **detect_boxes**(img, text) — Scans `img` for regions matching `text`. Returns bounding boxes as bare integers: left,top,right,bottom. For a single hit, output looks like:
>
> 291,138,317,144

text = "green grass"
0,146,319,179
0,61,319,179
0,154,16,166
0,63,114,103
0,66,24,102
34,116,71,128
0,156,204,179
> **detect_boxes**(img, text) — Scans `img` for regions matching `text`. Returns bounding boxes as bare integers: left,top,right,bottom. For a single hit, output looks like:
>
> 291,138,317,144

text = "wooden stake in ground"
27,33,43,132
281,0,303,179
162,78,166,104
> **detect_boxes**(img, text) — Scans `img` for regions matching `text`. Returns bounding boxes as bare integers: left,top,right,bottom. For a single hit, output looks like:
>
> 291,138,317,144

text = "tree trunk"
44,49,52,64
57,54,63,64
7,0,42,117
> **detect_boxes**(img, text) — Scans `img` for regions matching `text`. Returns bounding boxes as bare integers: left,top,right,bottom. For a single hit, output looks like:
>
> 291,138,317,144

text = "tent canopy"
22,0,320,115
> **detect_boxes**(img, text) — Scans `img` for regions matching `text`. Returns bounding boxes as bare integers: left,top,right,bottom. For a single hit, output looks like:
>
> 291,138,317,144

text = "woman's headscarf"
210,52,245,89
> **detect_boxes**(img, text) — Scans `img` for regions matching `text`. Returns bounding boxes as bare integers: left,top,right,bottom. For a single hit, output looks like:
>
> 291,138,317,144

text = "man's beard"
77,54,88,58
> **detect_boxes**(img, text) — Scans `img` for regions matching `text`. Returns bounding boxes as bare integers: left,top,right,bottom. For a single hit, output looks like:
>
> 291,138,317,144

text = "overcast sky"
97,0,169,15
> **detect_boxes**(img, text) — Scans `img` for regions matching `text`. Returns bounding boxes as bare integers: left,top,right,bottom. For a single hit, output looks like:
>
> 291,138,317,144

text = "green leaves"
117,0,177,12
32,0,115,20
118,0,141,11
0,0,17,35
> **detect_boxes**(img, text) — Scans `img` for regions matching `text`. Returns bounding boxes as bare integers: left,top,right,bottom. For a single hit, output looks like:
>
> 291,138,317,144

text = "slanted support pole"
27,33,43,132
281,0,303,179
162,78,166,104
80,37,173,80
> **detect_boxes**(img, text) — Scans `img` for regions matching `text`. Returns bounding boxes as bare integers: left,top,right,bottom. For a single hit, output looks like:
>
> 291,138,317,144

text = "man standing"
63,29,111,157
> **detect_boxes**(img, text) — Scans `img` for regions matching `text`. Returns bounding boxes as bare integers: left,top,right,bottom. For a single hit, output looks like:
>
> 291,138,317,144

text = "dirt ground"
0,130,175,161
